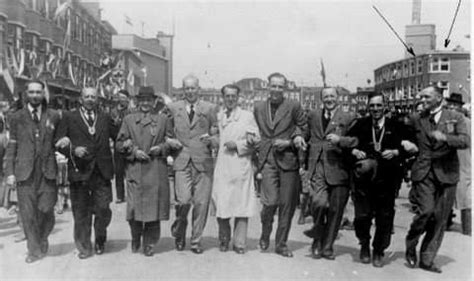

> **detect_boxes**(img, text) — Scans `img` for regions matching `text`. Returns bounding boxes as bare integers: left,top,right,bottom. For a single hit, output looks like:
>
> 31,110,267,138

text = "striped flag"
68,62,76,85
54,0,70,20
63,17,71,57
124,14,133,26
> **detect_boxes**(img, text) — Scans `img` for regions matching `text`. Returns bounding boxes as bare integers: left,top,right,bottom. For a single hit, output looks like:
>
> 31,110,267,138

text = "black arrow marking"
372,5,416,57
445,0,462,48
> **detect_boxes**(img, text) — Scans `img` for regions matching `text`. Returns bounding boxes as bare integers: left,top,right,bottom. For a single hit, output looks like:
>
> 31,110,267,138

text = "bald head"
81,87,98,111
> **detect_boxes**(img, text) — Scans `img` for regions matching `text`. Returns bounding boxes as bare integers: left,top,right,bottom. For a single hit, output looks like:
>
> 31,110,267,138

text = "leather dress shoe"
25,254,42,264
219,242,229,252
405,248,417,268
131,240,141,253
322,252,336,260
190,246,203,254
233,246,245,254
175,240,185,251
303,226,317,239
372,253,384,268
95,243,105,255
78,252,92,259
259,238,269,251
143,246,154,257
360,245,371,264
311,240,322,259
275,247,293,258
311,248,322,259
419,262,442,273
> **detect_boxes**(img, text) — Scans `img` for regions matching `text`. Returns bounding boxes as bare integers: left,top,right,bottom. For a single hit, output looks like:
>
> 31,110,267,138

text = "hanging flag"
141,67,147,86
43,80,51,103
68,62,76,85
63,17,71,56
124,14,133,26
97,69,112,82
2,68,15,97
127,70,134,86
54,0,70,20
46,53,55,71
17,48,25,76
8,46,19,74
320,58,327,87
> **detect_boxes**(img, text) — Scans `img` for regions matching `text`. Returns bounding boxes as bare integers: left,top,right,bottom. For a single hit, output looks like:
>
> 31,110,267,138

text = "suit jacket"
167,100,218,172
347,116,414,180
5,107,60,181
55,109,118,182
305,107,357,185
408,109,469,184
253,99,307,171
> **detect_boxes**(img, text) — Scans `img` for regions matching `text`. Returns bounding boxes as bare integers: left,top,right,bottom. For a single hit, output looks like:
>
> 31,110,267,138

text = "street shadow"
0,221,17,230
0,229,21,238
155,237,179,254
196,236,308,253
104,239,129,254
48,242,76,257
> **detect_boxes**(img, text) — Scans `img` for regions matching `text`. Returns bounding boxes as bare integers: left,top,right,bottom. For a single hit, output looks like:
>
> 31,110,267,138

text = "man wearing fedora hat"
55,87,118,259
445,92,471,236
116,86,172,257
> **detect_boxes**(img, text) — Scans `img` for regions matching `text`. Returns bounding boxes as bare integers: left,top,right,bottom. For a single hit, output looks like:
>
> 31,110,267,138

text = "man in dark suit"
55,87,118,259
253,72,307,257
347,92,416,267
405,86,469,273
303,87,357,260
167,75,219,254
5,80,60,263
110,89,131,203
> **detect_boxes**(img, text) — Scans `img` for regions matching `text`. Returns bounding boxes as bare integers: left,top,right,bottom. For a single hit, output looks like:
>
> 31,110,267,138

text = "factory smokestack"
412,0,422,24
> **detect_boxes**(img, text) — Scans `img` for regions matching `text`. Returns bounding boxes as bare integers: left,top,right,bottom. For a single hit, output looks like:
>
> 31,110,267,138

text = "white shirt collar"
324,106,338,118
185,100,199,114
27,103,41,117
81,107,95,118
430,104,443,123
374,116,385,128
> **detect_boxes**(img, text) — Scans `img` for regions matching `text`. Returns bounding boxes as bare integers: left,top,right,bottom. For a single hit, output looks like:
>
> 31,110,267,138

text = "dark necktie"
32,108,39,123
226,109,232,118
374,124,382,139
322,110,331,131
86,111,94,127
188,104,195,123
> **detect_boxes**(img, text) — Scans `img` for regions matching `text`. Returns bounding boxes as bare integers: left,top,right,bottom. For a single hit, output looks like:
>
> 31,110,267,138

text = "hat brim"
445,98,464,105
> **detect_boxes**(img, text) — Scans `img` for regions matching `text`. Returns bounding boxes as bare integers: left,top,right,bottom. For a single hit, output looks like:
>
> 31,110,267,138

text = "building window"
437,81,450,97
410,60,415,76
430,57,450,72
403,62,409,77
417,58,423,74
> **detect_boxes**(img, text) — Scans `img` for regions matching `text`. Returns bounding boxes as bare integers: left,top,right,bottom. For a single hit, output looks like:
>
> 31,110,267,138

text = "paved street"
0,184,471,281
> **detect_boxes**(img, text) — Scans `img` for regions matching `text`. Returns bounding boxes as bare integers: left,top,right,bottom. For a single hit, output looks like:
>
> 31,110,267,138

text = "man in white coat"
212,84,260,254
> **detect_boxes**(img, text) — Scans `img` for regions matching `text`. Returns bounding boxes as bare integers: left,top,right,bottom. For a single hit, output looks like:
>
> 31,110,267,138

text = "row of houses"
0,0,173,106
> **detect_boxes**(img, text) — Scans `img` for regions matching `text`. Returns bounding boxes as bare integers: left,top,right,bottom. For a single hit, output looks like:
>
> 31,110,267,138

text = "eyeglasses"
27,90,43,94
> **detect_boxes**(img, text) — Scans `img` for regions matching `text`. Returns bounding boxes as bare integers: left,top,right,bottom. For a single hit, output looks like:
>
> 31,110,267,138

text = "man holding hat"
116,86,172,256
347,92,417,268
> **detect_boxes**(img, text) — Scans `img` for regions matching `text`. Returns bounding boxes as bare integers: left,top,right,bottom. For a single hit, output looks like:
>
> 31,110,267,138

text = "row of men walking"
4,73,469,275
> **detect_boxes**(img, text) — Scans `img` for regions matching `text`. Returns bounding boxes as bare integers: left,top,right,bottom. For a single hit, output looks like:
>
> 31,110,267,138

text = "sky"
98,0,471,91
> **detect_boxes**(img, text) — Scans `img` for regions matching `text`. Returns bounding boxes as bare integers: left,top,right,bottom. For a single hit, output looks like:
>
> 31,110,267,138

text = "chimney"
412,0,422,24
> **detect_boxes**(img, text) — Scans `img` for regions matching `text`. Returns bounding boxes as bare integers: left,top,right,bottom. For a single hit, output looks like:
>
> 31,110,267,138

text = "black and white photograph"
0,0,471,280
